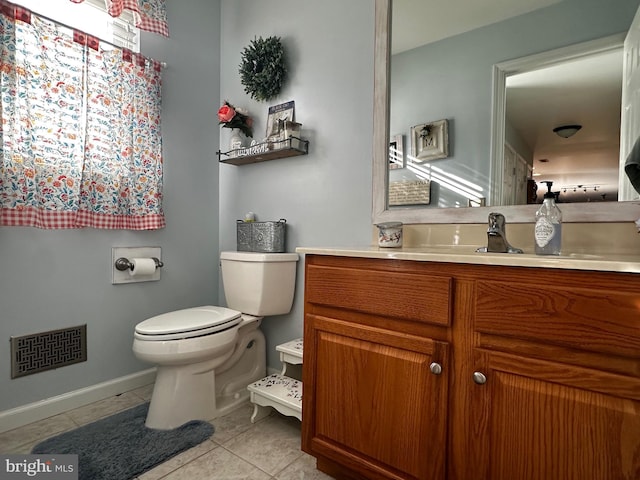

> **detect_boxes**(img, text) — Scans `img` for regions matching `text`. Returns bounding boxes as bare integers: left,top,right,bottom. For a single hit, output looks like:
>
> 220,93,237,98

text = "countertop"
295,246,640,274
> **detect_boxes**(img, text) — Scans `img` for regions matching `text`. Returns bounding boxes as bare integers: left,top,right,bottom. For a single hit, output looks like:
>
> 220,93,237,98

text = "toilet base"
145,360,220,429
145,321,266,429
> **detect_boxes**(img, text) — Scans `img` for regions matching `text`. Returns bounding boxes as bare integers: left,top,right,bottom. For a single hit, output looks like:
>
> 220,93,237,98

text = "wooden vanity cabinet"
301,254,640,480
459,269,640,480
302,255,452,480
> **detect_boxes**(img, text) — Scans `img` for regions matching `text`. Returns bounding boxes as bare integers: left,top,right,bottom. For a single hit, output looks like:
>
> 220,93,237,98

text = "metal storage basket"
237,218,287,253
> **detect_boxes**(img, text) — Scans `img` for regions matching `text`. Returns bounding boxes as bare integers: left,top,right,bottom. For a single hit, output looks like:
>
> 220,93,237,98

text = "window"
12,0,139,51
0,1,164,229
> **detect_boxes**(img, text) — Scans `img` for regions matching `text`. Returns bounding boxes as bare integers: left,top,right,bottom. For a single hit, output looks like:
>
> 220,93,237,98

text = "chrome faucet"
476,212,523,254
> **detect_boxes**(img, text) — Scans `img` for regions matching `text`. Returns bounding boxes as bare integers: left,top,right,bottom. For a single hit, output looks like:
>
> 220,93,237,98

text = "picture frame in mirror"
389,134,404,170
410,119,449,162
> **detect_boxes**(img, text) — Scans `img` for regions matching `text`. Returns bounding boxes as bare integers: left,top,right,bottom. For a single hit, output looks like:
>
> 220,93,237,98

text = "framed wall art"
410,119,449,162
266,100,295,141
388,180,431,206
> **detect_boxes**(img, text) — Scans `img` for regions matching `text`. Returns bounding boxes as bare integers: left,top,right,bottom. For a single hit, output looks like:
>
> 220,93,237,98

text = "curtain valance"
70,0,169,37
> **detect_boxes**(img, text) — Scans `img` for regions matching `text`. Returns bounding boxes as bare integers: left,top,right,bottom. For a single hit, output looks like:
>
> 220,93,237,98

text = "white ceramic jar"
375,222,403,247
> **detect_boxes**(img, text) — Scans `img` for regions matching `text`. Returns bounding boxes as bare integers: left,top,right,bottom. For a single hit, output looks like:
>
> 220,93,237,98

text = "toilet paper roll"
129,257,157,276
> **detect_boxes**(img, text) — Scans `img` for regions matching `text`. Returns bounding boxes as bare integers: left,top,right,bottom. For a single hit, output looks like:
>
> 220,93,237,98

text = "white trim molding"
0,368,156,434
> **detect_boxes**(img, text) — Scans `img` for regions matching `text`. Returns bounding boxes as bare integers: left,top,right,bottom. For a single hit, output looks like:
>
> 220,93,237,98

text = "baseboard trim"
0,368,156,434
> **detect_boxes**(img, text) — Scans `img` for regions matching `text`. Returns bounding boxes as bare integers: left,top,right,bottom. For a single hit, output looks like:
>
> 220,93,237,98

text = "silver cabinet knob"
473,371,487,384
430,362,443,375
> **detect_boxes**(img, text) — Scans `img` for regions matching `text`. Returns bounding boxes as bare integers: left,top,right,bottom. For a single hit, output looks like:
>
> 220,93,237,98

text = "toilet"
132,251,299,429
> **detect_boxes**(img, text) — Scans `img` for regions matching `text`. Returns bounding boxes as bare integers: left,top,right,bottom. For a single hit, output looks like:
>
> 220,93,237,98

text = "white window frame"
12,0,140,52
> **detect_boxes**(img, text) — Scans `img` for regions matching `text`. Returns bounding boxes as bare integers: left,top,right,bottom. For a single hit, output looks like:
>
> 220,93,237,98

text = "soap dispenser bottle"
534,181,562,255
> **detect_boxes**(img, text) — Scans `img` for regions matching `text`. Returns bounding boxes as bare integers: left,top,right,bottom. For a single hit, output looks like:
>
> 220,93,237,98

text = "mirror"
372,0,640,224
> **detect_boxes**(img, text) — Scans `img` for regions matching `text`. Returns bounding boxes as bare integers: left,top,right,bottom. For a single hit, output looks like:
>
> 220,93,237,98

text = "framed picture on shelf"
411,119,449,162
266,100,295,141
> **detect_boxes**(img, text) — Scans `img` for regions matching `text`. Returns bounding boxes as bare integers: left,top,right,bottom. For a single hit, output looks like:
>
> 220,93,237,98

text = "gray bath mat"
32,402,214,480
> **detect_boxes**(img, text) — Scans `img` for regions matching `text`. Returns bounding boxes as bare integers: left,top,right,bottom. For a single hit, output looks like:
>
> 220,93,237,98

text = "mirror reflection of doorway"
502,43,622,204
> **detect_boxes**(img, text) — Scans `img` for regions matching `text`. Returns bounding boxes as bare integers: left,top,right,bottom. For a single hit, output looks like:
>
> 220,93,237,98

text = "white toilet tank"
220,251,299,316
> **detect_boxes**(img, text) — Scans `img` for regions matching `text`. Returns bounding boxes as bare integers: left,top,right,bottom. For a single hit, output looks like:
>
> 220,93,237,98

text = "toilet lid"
135,306,242,339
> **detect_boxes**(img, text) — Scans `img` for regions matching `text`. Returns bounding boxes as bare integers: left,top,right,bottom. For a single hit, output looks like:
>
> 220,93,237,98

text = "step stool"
247,338,303,422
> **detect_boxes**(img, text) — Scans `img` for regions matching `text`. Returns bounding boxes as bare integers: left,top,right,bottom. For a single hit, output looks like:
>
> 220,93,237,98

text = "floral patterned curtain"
69,0,169,37
0,1,165,229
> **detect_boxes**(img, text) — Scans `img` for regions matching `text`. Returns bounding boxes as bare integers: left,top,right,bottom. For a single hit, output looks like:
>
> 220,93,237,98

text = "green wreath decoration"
239,36,287,102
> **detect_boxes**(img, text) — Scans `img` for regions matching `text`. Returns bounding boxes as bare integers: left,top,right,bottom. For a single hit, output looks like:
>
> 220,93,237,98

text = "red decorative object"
15,6,29,23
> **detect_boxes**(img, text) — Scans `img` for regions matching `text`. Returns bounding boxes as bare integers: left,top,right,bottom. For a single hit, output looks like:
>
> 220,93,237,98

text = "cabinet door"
303,314,449,480
468,350,640,480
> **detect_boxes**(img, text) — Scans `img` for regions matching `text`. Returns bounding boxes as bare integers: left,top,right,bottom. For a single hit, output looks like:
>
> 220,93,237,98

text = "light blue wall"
390,0,639,207
0,0,222,412
505,121,533,164
218,0,375,368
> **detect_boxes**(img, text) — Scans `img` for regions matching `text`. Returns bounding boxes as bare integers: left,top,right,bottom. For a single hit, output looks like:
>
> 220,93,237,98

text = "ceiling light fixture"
553,124,582,138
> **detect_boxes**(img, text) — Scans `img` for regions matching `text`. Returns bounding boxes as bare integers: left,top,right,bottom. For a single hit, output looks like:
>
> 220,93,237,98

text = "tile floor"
0,384,333,479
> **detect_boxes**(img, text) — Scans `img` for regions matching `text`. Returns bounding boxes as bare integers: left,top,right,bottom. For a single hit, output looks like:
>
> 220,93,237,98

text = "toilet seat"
134,306,242,341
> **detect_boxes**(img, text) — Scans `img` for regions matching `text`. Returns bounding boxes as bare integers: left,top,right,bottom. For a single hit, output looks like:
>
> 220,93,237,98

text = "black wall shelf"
217,137,309,166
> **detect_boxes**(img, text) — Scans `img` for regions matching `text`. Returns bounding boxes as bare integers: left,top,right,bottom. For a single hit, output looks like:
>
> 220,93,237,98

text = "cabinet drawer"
305,262,452,326
474,279,640,359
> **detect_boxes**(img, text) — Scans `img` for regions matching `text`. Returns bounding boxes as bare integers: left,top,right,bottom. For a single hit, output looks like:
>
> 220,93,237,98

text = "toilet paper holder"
114,257,164,272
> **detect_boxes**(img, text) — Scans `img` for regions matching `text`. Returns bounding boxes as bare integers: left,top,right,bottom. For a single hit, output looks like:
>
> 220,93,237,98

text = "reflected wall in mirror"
373,0,640,224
